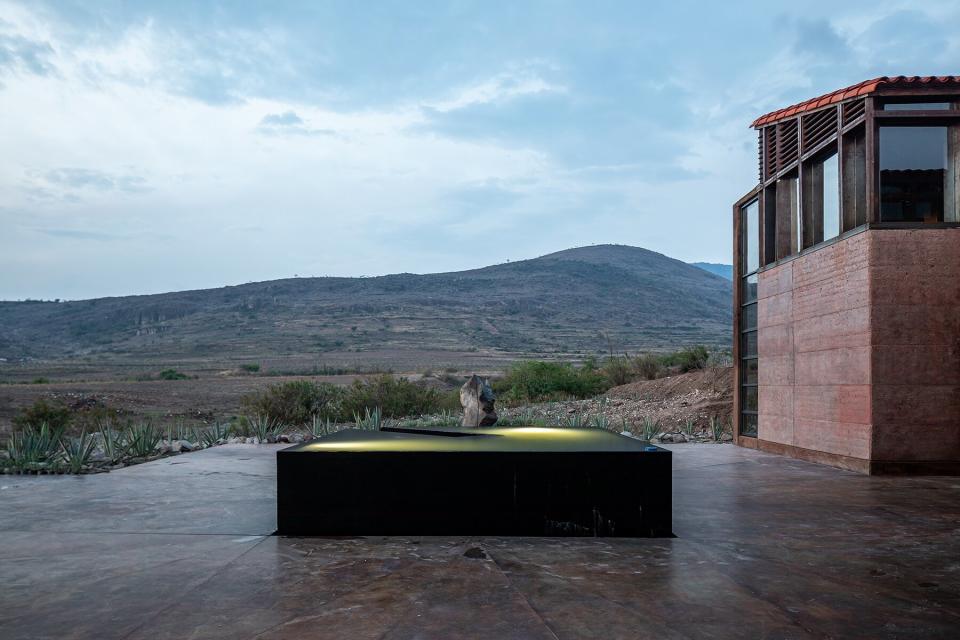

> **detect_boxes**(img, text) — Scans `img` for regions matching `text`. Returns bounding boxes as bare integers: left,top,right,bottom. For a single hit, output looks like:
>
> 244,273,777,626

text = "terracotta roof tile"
750,76,960,128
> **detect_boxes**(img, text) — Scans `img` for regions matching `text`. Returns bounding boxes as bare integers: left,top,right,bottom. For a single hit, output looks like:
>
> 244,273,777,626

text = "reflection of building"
732,76,960,474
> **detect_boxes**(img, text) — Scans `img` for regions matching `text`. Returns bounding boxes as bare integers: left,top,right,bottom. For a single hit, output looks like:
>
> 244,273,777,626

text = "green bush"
670,345,711,373
494,361,609,403
633,354,663,380
602,356,635,386
159,369,190,381
341,375,450,419
242,380,345,426
240,363,261,373
12,398,72,431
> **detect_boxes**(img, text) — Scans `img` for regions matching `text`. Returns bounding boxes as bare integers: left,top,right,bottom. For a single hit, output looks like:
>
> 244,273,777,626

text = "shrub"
240,363,261,373
633,354,663,380
660,346,710,373
602,356,635,386
12,398,72,431
494,361,609,404
159,369,190,381
242,380,345,426
341,375,447,419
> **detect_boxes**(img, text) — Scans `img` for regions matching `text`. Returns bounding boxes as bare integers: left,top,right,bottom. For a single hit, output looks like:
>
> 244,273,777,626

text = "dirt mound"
608,366,732,404
501,366,733,437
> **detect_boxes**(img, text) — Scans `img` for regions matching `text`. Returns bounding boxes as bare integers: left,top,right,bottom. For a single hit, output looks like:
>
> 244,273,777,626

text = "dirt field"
0,372,464,435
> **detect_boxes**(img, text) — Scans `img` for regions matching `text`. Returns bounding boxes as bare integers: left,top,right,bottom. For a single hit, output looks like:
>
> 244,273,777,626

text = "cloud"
257,110,336,136
261,110,303,126
427,67,565,113
42,168,150,194
0,33,55,75
40,228,118,241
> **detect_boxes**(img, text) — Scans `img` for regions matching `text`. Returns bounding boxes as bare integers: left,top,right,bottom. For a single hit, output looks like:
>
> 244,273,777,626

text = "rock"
658,433,688,444
278,435,290,443
245,437,257,444
460,375,498,427
289,433,304,443
463,547,487,559
721,433,733,442
227,436,244,444
620,430,637,439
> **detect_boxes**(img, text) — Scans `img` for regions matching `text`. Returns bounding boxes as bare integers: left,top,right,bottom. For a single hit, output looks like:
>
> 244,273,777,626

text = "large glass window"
802,150,841,246
882,102,952,111
841,127,867,230
743,199,759,274
880,126,952,222
739,199,759,438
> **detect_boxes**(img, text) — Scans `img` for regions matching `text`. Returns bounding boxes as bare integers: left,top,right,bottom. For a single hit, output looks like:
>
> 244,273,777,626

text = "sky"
1,1,959,300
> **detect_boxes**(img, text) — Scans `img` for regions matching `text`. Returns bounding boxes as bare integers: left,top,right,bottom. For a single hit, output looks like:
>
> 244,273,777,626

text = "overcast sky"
2,1,958,300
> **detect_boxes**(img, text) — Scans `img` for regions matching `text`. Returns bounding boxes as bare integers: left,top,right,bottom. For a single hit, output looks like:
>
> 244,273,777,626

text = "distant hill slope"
690,262,733,280
0,245,732,362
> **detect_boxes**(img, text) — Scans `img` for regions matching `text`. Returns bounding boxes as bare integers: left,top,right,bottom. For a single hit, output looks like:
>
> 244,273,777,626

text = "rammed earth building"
732,76,960,474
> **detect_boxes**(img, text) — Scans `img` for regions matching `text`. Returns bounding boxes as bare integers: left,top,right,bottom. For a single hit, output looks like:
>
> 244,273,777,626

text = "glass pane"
741,357,758,384
740,413,758,438
742,303,757,331
742,199,759,274
742,274,758,304
741,331,757,358
822,153,840,241
742,386,758,412
880,127,947,222
882,102,951,111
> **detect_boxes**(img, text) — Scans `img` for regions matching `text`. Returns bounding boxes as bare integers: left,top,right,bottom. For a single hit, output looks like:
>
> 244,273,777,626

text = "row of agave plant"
0,409,394,475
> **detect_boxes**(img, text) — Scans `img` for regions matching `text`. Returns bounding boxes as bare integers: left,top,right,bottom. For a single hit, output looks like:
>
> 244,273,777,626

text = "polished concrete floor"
1,443,959,639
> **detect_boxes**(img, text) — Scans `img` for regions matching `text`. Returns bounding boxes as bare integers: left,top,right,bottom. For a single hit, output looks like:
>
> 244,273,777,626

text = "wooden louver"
776,119,799,170
842,99,865,126
763,126,777,179
801,107,838,153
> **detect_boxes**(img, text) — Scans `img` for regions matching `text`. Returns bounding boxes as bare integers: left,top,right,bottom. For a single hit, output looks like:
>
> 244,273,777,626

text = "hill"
690,262,733,280
0,245,731,371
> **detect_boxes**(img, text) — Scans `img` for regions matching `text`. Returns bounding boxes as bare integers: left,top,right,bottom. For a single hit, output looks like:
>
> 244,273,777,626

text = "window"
841,127,867,230
879,126,958,223
802,150,841,246
743,199,759,274
739,199,760,438
882,102,952,111
762,176,800,266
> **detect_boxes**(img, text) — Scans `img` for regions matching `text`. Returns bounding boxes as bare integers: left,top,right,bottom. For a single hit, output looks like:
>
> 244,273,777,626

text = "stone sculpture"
460,375,498,427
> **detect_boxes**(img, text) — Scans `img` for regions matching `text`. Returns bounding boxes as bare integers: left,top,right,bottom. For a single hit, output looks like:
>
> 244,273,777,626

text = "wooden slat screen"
764,126,778,179
842,99,865,126
776,119,799,170
801,107,838,153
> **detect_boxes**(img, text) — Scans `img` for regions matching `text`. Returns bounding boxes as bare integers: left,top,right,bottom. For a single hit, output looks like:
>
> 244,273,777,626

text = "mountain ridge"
0,245,732,363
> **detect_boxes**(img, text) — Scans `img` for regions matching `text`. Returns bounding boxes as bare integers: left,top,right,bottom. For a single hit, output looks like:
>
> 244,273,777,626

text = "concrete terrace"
1,444,959,639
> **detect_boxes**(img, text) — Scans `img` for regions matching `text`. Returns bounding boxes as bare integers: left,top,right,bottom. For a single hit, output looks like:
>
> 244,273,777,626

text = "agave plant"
192,422,229,448
354,407,383,430
639,416,660,442
123,422,163,458
97,421,125,464
310,415,337,438
591,414,611,430
563,413,588,428
682,417,697,436
60,430,97,473
245,415,283,443
710,416,727,442
4,422,63,470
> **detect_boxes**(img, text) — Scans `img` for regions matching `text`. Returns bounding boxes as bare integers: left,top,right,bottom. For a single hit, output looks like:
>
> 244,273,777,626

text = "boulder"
460,375,498,427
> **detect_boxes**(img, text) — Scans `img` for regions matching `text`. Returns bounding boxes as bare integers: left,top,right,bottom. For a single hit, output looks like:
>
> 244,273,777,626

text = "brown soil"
501,367,733,435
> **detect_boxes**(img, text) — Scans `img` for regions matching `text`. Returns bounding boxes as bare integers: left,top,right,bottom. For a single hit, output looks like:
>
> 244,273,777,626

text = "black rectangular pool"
277,426,671,537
